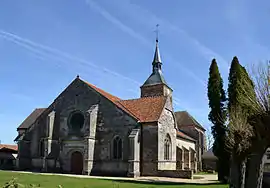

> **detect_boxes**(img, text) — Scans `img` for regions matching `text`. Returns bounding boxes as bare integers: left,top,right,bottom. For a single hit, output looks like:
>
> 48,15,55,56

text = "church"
15,39,206,178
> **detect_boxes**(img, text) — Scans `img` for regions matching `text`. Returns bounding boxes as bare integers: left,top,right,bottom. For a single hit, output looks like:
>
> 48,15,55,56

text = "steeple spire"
140,24,172,98
152,24,162,73
153,39,162,64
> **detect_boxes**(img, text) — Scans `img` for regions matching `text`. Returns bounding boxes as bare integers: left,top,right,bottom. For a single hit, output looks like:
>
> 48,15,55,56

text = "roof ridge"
186,112,204,128
175,110,187,113
0,144,18,151
176,111,205,131
120,95,166,102
0,144,17,147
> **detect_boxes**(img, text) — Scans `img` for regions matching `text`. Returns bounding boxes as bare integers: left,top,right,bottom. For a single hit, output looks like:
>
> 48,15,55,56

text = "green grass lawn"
0,171,228,188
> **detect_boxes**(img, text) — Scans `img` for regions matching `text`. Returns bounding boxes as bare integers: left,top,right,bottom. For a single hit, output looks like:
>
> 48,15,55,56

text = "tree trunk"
245,150,265,188
240,158,246,188
217,155,230,183
229,154,247,188
230,155,240,188
217,159,226,183
257,158,264,188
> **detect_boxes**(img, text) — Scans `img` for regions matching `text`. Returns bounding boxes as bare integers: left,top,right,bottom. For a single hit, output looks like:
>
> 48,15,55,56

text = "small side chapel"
15,38,203,178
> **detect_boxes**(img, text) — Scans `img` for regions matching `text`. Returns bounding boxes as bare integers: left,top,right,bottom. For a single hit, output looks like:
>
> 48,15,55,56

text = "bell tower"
140,29,172,98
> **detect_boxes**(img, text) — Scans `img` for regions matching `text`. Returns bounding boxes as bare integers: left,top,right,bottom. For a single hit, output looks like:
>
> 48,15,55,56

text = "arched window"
164,134,171,160
113,136,122,159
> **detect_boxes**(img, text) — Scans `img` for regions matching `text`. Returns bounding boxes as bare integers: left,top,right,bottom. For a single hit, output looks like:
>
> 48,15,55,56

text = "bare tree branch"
206,126,214,150
226,106,254,157
238,62,270,142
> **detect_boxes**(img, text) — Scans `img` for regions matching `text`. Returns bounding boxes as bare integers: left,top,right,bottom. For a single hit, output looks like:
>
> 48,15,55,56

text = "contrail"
0,29,141,86
0,34,71,69
84,0,206,87
85,0,151,48
0,29,195,108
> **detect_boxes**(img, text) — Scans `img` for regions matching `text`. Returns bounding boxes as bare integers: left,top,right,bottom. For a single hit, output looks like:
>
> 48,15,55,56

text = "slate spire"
140,26,173,98
152,39,162,73
141,37,167,87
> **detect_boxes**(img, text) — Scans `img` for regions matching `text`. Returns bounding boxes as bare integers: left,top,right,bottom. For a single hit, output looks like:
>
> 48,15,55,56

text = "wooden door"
70,151,83,174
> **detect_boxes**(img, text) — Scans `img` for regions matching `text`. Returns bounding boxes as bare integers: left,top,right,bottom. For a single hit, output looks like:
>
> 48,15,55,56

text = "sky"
0,0,270,144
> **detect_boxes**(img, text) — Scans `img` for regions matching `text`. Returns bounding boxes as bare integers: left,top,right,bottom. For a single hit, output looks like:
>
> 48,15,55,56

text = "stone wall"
157,169,193,179
157,97,177,170
141,124,158,176
179,126,204,171
141,84,172,98
31,158,43,170
18,78,138,176
141,84,164,97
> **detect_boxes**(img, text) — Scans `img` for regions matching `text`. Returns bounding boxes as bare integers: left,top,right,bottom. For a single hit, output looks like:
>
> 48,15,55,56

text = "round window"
69,112,84,130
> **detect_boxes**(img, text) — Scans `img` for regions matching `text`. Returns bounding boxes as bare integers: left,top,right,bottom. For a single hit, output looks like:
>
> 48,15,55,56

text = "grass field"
0,171,228,188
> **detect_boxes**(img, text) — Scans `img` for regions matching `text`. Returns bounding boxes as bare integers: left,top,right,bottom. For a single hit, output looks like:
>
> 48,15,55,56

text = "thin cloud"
0,29,141,86
0,28,188,108
0,34,71,69
84,0,206,86
168,25,229,69
113,0,229,69
85,0,151,48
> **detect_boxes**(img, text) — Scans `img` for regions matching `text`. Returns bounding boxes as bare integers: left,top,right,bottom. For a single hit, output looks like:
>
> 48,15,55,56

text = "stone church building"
15,39,206,178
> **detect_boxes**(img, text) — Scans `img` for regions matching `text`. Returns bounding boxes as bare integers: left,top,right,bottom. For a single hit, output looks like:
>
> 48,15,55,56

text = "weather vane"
155,24,159,42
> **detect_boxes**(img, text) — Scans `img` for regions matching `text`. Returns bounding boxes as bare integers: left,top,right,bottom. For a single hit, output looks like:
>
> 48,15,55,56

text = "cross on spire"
152,24,162,73
155,24,159,42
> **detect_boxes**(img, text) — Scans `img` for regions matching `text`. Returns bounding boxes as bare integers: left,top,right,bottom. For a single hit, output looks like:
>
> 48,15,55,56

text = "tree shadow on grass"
105,179,226,186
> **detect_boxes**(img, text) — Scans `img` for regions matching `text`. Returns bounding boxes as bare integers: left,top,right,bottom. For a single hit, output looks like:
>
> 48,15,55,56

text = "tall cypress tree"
228,57,256,115
207,59,229,182
228,57,260,187
228,56,242,111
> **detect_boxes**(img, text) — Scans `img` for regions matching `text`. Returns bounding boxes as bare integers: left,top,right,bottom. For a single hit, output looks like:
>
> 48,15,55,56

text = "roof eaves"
177,134,196,142
177,130,196,142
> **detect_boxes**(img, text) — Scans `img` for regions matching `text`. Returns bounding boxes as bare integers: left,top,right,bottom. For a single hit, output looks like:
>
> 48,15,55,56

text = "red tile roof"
0,144,18,152
82,79,166,122
118,96,167,122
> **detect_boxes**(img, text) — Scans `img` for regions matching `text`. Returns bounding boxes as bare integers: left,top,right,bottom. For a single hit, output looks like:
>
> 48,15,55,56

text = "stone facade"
157,98,177,171
17,79,138,176
179,126,205,171
175,111,206,171
15,39,205,178
141,84,172,98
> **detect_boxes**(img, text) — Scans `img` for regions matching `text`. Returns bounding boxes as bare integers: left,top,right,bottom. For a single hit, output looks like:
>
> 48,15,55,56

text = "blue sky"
0,0,269,144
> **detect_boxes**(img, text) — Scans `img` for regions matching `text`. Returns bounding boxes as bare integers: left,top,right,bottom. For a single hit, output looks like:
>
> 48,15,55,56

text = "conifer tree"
207,59,229,182
227,56,257,187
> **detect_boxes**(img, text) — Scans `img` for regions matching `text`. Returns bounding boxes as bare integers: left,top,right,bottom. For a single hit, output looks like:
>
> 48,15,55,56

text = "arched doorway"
70,151,83,174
